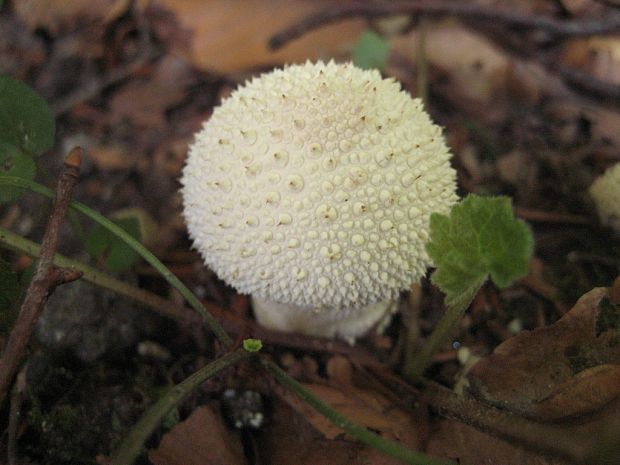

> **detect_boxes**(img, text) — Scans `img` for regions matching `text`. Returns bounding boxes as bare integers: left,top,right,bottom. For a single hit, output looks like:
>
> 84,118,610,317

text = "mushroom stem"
251,297,397,341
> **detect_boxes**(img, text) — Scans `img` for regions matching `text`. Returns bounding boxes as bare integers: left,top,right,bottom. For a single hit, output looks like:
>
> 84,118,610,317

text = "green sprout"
406,194,534,381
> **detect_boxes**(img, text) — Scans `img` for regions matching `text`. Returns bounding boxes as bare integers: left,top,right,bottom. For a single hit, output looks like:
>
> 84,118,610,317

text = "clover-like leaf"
426,195,534,307
0,75,55,157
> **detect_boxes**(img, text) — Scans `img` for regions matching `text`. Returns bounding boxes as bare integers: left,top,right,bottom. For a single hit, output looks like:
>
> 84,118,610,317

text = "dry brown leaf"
276,356,420,449
148,405,247,465
532,364,620,420
258,400,361,465
391,20,511,104
426,419,569,465
468,287,620,420
562,37,620,85
89,146,135,171
156,0,366,73
109,55,194,128
14,0,132,33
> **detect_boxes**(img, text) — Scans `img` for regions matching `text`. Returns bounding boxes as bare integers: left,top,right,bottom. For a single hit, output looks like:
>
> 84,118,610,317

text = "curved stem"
0,176,232,347
111,348,251,465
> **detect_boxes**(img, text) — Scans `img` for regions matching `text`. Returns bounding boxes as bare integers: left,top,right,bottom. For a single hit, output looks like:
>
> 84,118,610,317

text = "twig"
111,348,252,465
269,1,620,50
0,148,82,405
515,207,591,224
422,380,603,465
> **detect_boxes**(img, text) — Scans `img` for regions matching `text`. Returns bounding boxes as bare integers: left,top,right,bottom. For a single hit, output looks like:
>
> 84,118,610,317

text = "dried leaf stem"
0,148,82,404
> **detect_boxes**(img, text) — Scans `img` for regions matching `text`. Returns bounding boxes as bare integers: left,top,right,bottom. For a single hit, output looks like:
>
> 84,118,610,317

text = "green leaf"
0,141,36,203
85,215,142,273
426,195,534,307
352,30,390,71
0,75,55,156
243,338,263,352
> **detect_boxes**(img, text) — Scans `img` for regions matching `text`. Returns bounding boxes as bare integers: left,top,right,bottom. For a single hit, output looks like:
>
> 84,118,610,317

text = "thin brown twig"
269,1,620,50
0,147,82,404
514,207,591,224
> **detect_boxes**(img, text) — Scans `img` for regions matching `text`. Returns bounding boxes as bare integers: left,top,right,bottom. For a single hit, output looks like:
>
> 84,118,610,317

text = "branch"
0,147,82,404
269,1,620,50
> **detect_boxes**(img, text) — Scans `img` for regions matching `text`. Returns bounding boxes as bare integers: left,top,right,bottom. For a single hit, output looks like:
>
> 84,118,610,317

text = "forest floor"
1,1,620,464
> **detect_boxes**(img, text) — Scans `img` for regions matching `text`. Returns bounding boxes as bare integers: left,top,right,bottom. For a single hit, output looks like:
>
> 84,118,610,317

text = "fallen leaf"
276,356,420,448
89,145,135,171
109,54,195,128
156,0,366,73
14,0,131,34
391,19,511,104
258,400,361,465
468,287,620,420
562,37,620,85
148,405,247,465
426,419,568,465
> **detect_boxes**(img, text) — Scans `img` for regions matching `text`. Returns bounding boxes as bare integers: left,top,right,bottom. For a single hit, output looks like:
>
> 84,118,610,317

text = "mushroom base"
251,297,397,341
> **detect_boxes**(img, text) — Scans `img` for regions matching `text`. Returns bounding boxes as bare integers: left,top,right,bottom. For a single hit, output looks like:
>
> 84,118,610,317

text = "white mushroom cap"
589,163,620,232
181,61,457,338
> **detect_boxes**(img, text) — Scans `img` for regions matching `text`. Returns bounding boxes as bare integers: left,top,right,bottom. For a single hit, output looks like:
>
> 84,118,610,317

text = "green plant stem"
416,17,429,106
111,348,251,465
405,282,483,382
0,176,232,347
262,358,453,465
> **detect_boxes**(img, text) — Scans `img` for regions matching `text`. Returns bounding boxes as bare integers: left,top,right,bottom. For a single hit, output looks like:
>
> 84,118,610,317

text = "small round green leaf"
0,142,36,203
0,75,55,156
243,338,263,352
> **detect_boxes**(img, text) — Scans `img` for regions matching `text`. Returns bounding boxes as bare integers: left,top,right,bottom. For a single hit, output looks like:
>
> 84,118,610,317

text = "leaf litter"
1,0,620,464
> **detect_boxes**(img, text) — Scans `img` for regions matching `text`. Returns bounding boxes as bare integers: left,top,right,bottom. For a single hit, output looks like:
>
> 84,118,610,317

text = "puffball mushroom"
589,163,620,233
181,61,457,340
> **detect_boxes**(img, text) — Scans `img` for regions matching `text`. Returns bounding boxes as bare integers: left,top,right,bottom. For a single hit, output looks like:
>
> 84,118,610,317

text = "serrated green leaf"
85,215,141,272
352,30,390,71
0,141,36,203
0,75,55,156
426,195,534,306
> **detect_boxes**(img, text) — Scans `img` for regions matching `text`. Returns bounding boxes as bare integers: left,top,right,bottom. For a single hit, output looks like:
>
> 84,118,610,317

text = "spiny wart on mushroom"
181,60,458,340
